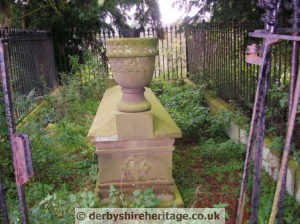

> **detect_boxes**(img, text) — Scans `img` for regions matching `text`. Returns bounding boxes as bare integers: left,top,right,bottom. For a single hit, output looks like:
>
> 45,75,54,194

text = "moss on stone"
296,168,300,187
157,184,184,208
87,86,182,142
106,37,158,47
17,87,61,130
106,37,158,58
288,159,299,172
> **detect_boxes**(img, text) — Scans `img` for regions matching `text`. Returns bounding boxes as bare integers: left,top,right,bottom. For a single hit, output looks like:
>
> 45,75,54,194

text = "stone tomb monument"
87,38,183,207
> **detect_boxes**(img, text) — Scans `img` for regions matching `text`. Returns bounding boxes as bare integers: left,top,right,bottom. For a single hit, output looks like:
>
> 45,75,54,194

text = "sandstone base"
88,86,183,208
95,179,184,208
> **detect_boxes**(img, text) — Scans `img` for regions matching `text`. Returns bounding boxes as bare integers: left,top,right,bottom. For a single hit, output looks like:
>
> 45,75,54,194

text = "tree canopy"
0,0,162,36
175,0,263,24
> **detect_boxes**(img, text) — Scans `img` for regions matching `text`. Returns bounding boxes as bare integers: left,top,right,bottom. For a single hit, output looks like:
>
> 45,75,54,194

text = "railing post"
185,26,190,77
0,38,30,224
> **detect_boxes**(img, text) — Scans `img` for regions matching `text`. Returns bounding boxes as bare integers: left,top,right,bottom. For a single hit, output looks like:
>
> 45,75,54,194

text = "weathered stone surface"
104,78,117,89
88,86,182,206
262,146,280,180
226,121,240,143
96,145,174,183
295,167,300,202
95,138,175,200
116,111,153,140
239,129,248,144
286,159,299,196
87,86,182,142
97,183,184,208
106,38,158,113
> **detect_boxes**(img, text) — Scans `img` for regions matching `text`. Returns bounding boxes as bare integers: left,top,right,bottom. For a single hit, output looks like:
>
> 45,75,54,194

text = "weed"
3,52,106,222
213,202,230,219
13,89,42,122
271,136,284,152
108,185,160,208
152,81,233,142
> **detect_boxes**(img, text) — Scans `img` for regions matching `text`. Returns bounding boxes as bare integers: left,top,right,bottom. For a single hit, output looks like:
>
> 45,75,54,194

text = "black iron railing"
186,22,293,136
186,23,261,112
55,26,187,81
0,28,58,121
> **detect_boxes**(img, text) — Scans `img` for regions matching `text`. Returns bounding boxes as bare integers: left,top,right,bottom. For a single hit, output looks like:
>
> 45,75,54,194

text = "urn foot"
117,88,151,112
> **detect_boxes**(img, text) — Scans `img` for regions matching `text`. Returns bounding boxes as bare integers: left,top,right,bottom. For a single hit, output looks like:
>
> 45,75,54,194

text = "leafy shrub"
151,81,233,142
271,136,284,152
29,189,97,224
257,172,300,224
108,185,160,208
153,82,209,141
0,93,13,179
196,139,246,163
209,110,234,139
13,89,42,122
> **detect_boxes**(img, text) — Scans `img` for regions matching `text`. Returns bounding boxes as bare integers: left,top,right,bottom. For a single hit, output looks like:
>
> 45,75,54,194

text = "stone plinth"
87,86,182,206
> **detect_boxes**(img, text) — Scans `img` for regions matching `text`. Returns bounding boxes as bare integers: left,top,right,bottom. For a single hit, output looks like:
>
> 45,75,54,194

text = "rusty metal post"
236,1,282,223
270,1,300,222
276,2,300,222
287,0,300,120
269,43,300,224
0,38,30,224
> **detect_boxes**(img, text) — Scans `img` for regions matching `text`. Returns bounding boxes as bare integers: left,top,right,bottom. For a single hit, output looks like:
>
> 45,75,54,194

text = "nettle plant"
152,81,234,142
267,83,300,162
108,185,160,208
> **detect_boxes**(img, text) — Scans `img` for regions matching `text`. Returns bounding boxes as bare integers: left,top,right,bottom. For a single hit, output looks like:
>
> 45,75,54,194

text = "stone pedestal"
87,86,183,207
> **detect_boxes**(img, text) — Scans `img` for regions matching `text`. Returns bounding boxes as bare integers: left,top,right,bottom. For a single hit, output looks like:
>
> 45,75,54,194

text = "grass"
2,74,105,223
1,78,300,223
152,80,300,223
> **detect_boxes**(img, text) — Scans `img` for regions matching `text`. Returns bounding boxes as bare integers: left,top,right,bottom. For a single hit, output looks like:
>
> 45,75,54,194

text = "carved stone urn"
106,38,158,112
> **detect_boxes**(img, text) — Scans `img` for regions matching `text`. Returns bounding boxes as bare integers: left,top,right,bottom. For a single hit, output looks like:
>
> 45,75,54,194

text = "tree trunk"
0,0,12,28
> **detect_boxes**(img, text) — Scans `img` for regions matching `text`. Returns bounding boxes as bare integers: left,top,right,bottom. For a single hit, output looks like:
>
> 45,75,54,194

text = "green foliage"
270,136,284,152
0,93,7,139
292,150,300,162
256,172,300,224
152,81,234,142
101,0,162,32
132,188,160,208
29,190,97,224
108,185,160,208
233,109,250,133
213,202,229,219
197,139,246,163
3,76,299,224
108,184,123,207
266,84,289,135
268,84,289,110
4,62,105,222
0,92,13,181
209,110,233,138
13,89,41,122
175,0,263,23
209,160,244,174
157,82,209,141
173,137,246,207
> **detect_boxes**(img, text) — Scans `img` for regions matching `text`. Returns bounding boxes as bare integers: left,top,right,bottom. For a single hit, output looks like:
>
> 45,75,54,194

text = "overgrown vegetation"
266,83,300,162
151,81,233,142
2,55,106,223
108,185,159,208
1,78,300,223
151,80,300,223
